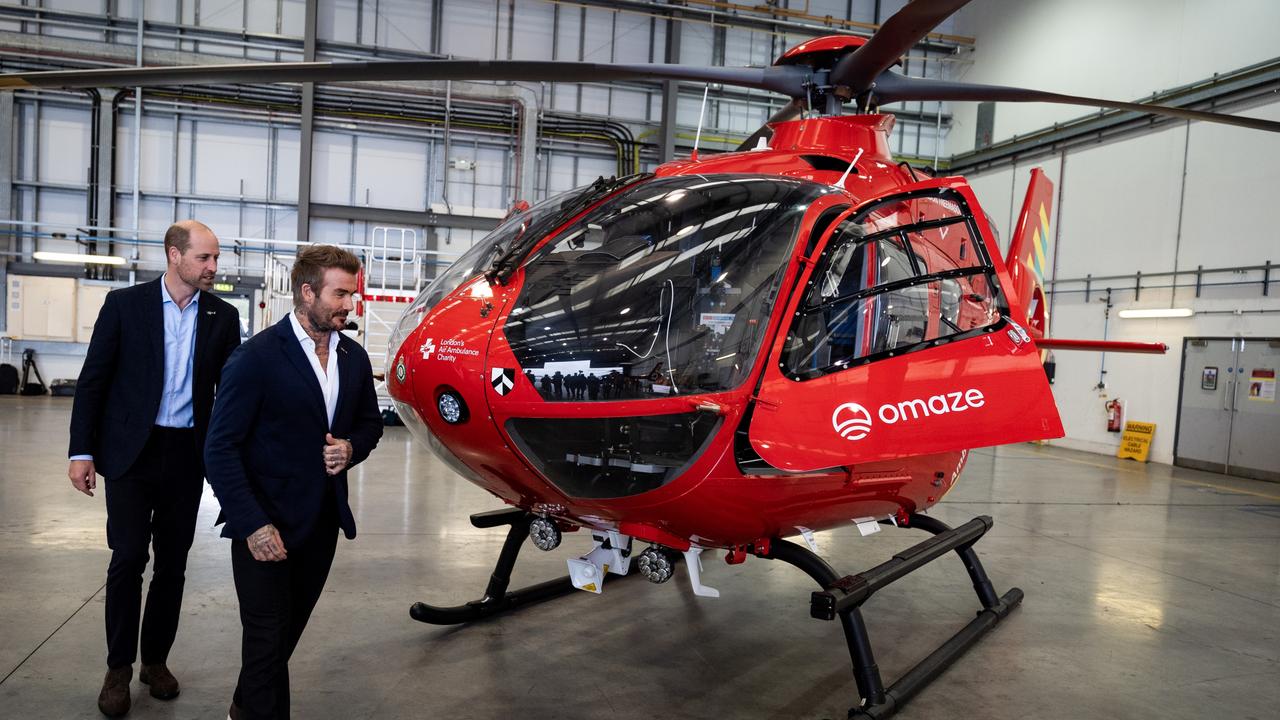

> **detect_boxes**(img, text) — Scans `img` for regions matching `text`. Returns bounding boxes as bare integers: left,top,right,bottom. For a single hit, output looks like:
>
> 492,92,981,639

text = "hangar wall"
963,99,1280,465
949,0,1280,155
951,0,1280,465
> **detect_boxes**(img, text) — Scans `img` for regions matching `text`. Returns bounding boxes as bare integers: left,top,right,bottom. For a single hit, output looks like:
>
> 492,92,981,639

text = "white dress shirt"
289,311,340,428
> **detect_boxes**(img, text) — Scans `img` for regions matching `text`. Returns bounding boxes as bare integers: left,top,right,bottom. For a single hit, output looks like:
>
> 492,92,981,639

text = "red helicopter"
6,1,1276,716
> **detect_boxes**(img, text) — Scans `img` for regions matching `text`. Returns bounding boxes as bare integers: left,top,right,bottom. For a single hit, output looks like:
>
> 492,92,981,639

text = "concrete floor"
1,395,1277,720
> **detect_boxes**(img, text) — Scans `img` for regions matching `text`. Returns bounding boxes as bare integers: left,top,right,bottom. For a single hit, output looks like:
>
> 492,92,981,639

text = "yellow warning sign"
1117,421,1156,462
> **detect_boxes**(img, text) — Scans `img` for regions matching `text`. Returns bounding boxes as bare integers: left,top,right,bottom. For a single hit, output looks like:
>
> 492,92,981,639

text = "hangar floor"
1,395,1277,720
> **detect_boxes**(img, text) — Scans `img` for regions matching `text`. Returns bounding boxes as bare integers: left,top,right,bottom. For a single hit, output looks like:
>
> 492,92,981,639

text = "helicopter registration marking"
832,390,985,440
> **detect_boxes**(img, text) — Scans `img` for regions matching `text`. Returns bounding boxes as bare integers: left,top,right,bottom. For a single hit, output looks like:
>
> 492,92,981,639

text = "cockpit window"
782,188,1008,379
503,174,838,401
387,178,645,368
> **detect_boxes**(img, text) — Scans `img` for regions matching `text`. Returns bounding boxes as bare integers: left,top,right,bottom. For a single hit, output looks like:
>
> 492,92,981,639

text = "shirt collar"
159,273,200,309
289,310,339,350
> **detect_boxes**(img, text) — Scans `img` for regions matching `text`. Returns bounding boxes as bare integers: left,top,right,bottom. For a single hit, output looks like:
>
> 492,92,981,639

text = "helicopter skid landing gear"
760,514,1021,719
409,508,578,625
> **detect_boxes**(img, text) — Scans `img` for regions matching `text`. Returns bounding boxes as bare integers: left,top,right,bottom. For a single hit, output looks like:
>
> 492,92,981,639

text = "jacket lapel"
194,297,215,386
147,278,165,379
334,336,355,424
276,317,329,426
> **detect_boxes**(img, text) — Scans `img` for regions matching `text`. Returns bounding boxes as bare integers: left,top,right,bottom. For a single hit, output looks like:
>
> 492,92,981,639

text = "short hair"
291,245,362,306
162,220,213,256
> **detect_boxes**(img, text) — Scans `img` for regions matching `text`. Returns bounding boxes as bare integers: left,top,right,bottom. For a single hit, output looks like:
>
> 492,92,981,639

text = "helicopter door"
749,187,1063,472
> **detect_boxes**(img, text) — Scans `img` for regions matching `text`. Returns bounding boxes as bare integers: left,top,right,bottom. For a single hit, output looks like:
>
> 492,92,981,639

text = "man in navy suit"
68,220,242,716
205,245,383,720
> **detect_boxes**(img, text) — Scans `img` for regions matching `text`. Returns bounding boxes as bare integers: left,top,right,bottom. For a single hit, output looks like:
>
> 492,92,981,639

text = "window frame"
782,188,1009,380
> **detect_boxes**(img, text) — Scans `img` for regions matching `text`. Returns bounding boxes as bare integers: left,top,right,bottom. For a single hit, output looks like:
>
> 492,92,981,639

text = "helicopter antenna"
835,147,865,188
691,85,709,161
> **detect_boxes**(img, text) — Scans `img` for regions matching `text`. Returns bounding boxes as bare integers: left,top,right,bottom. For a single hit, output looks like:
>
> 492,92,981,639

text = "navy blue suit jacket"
69,277,241,479
204,316,383,547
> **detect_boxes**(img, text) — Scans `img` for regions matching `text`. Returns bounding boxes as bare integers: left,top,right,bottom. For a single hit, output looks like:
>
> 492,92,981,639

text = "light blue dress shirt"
155,276,200,428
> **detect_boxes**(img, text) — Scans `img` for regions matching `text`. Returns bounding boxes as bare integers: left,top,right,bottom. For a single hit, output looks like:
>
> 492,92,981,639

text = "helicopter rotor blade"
0,59,813,97
830,0,973,95
735,100,804,151
872,73,1280,133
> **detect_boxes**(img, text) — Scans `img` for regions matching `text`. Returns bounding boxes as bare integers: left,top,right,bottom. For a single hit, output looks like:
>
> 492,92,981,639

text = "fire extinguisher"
1105,399,1123,433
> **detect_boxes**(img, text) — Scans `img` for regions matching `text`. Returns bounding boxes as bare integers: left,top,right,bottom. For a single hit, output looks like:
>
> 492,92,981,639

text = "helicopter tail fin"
1006,168,1054,340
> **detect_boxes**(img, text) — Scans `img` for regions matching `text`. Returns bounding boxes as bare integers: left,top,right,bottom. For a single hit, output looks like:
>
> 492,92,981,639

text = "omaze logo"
832,389,986,440
832,403,873,440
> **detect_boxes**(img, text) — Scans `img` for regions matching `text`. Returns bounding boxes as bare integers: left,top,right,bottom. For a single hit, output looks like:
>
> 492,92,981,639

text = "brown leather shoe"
138,663,180,700
97,666,132,717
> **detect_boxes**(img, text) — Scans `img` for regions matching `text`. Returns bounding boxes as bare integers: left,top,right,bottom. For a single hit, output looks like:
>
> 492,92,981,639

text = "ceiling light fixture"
33,251,126,265
1117,308,1194,319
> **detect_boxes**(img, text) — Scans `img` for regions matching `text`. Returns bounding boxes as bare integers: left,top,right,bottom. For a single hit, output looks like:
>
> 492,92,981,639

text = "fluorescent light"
33,251,126,265
1117,307,1194,319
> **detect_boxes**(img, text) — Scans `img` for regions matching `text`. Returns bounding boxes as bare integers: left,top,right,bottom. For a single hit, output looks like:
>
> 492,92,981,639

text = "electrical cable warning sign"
1117,421,1155,462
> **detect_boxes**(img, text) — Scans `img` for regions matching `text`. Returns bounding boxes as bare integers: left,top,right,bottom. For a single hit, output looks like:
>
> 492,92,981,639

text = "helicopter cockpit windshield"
386,176,648,371
503,175,839,401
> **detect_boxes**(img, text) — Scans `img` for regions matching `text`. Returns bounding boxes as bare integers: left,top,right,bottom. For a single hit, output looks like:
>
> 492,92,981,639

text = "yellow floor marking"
998,446,1280,502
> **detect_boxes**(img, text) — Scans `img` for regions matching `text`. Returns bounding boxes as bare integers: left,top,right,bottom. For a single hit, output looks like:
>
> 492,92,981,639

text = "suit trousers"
230,503,339,720
103,426,203,669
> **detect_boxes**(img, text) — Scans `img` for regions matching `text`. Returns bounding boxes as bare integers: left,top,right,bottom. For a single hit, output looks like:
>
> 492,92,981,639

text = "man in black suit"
68,220,242,717
205,245,383,720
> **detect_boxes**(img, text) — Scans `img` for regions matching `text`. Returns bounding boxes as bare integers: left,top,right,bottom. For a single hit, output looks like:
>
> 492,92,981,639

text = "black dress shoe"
97,666,132,717
139,663,180,700
227,701,243,720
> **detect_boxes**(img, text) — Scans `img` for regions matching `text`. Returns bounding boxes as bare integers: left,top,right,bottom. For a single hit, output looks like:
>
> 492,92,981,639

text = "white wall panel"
308,218,355,246
278,0,306,36
175,118,194,194
1054,125,1187,279
113,196,177,243
578,85,611,116
611,89,648,127
40,0,105,40
963,167,1013,254
245,0,283,34
273,127,300,202
511,1,555,61
196,0,248,32
354,135,427,210
115,113,176,193
439,0,496,59
371,0,434,52
678,22,713,66
191,120,270,198
310,131,354,204
318,0,359,44
611,11,652,64
35,190,87,233
1176,100,1280,272
580,7,618,62
37,105,91,185
950,0,1280,155
17,103,35,181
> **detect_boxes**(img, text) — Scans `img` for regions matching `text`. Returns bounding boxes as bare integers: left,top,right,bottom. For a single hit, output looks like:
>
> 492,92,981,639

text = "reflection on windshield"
385,180,634,370
503,175,837,401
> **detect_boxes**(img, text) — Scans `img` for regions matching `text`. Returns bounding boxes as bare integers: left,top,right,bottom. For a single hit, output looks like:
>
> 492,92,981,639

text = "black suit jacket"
204,316,384,547
69,277,242,480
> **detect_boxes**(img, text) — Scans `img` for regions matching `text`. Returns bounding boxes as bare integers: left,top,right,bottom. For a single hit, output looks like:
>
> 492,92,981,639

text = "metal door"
1229,339,1280,481
1176,337,1280,482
